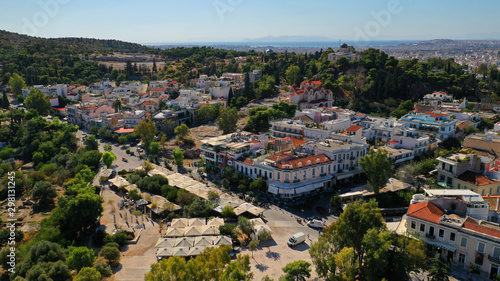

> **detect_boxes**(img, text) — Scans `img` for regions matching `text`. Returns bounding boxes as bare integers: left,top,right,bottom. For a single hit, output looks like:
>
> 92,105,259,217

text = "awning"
425,239,456,252
296,185,314,194
313,183,324,189
279,188,296,195
268,186,279,195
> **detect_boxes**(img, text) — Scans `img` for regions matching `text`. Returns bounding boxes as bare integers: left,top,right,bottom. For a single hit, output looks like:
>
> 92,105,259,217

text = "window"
321,167,324,174
285,173,290,182
303,171,307,180
277,173,280,180
312,169,316,177
269,173,272,180
438,229,444,238
477,242,485,253
458,253,466,266
420,223,425,232
460,237,468,248
457,183,461,189
493,247,500,259
411,221,416,229
328,165,331,172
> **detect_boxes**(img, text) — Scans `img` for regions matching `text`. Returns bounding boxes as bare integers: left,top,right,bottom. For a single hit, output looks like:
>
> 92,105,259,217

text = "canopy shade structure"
188,218,206,227
164,227,184,238
184,226,203,237
109,176,130,188
194,236,213,247
156,248,173,257
207,218,224,227
200,225,220,236
171,218,189,228
155,238,176,248
188,246,206,256
213,236,232,246
171,247,190,257
174,237,194,248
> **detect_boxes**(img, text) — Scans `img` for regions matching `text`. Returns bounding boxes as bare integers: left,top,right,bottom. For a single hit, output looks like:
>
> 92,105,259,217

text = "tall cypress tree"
1,92,10,109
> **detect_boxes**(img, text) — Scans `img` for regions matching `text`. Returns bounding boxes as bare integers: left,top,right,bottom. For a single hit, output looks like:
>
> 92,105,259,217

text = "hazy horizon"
1,0,500,44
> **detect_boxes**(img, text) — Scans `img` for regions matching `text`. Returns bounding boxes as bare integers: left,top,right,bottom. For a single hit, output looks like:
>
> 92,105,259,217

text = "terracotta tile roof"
273,137,306,148
275,154,331,170
241,158,253,165
457,170,500,186
463,217,500,239
265,153,290,162
406,201,444,224
114,128,135,134
482,196,500,211
311,81,323,85
150,88,167,91
141,100,157,105
346,125,362,132
146,112,152,117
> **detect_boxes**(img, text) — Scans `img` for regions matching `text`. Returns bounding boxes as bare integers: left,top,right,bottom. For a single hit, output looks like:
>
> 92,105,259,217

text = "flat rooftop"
424,189,483,202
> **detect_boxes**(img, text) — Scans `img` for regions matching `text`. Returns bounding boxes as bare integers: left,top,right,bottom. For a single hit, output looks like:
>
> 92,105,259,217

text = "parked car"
307,219,326,229
109,170,117,179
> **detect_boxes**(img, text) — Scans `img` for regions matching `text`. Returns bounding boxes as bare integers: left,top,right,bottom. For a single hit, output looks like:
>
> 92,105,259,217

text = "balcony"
488,255,500,264
426,233,435,240
293,179,300,183
320,173,326,176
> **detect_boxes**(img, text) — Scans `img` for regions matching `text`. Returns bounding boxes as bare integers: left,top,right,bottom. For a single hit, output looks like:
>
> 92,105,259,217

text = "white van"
307,219,326,229
287,232,306,247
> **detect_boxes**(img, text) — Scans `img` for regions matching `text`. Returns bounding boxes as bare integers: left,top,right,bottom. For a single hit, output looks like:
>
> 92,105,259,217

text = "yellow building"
454,170,500,196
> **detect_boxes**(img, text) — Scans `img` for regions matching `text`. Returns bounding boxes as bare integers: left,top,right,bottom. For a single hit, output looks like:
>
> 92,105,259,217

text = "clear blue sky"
1,0,499,43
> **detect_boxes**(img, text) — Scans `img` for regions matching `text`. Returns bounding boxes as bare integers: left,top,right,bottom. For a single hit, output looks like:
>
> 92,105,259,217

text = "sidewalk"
449,266,490,281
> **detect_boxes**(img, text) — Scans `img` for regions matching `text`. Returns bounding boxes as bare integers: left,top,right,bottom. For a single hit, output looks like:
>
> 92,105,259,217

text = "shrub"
94,257,112,278
93,229,109,247
99,246,121,267
118,169,128,175
104,242,120,248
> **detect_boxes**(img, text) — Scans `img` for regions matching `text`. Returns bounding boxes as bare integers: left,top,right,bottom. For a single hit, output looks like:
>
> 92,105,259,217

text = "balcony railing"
426,233,435,240
488,255,500,264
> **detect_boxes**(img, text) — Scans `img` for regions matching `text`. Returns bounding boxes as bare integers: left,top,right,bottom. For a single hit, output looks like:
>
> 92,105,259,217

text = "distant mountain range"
241,35,334,43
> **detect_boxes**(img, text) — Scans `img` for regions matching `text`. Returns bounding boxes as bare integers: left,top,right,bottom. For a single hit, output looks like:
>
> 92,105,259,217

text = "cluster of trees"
244,101,297,133
309,200,426,280
146,245,253,281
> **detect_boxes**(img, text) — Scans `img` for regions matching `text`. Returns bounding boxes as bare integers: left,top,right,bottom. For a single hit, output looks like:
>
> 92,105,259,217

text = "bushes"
99,246,121,267
118,169,128,175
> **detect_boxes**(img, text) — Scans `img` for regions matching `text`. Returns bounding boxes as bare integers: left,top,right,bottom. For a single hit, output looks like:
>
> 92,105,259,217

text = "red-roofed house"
454,170,500,196
139,100,159,113
404,197,500,277
287,81,334,110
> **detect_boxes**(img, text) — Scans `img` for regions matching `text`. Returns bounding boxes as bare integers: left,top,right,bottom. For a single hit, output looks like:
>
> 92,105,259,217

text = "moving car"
307,219,326,229
287,232,306,247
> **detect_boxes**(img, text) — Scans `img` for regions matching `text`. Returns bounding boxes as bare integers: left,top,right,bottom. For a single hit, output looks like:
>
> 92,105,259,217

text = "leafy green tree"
32,181,57,206
89,126,99,135
75,267,101,281
79,150,103,172
25,88,52,116
221,205,235,218
286,65,302,85
183,198,212,218
9,73,26,96
93,257,112,277
84,135,99,151
334,247,357,281
99,246,121,267
173,149,184,167
217,107,239,134
223,255,253,281
428,254,450,281
258,229,272,242
281,260,311,281
219,223,236,237
238,216,255,237
464,125,480,136
359,148,394,194
146,256,187,281
128,189,142,200
330,193,342,210
174,123,190,140
67,247,96,271
248,240,259,257
136,119,157,149
103,143,112,152
118,135,128,144
102,151,117,168
150,142,160,156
